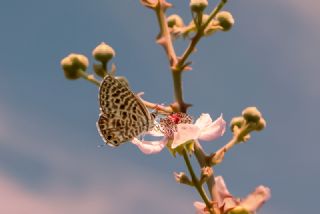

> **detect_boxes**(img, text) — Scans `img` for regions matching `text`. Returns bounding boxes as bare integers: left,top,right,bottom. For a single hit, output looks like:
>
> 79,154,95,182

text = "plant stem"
154,3,190,112
194,144,215,200
171,70,186,111
171,0,228,112
155,3,178,66
182,149,214,214
78,70,101,86
138,96,173,114
176,0,228,70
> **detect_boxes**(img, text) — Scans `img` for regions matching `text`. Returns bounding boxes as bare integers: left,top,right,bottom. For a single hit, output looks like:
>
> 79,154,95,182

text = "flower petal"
195,113,213,130
198,114,226,141
131,137,167,154
238,185,271,213
147,127,165,137
193,201,208,214
172,124,200,149
215,176,233,206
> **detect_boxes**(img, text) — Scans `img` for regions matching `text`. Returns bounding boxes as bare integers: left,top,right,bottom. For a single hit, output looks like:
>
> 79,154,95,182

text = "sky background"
0,0,319,213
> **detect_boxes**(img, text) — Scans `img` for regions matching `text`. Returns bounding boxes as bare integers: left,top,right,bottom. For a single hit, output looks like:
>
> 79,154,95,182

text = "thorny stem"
182,148,214,214
155,3,178,66
215,123,253,157
154,2,188,112
154,0,228,112
176,0,228,70
171,70,185,112
151,0,229,211
175,0,229,201
194,144,215,200
211,124,253,201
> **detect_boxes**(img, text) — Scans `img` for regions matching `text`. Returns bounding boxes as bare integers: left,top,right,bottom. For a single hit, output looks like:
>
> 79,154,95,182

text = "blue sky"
0,0,319,213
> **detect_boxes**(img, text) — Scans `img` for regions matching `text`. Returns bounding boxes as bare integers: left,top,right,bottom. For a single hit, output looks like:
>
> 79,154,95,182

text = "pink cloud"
0,174,112,214
0,167,193,214
286,0,320,22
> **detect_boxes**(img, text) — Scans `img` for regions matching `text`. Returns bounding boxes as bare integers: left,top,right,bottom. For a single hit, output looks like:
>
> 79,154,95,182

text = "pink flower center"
168,114,181,124
158,113,193,138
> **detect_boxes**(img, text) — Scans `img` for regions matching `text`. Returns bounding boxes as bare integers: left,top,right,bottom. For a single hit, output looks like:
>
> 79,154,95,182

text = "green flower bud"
167,14,184,28
230,116,246,131
92,42,115,63
60,53,89,80
190,0,208,12
242,107,262,123
255,117,266,131
216,11,234,31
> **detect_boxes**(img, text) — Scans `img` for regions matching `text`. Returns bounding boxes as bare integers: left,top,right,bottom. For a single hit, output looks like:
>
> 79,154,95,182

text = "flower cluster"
194,176,271,214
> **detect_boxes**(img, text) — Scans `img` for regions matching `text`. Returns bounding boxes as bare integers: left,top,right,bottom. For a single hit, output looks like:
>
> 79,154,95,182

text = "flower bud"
60,54,89,80
190,0,208,12
167,14,184,28
255,117,266,131
242,107,262,123
92,42,115,63
230,116,245,132
174,172,193,186
216,11,234,31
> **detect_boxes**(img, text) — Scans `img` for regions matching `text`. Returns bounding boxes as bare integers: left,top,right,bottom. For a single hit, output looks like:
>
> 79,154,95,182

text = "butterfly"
97,75,155,147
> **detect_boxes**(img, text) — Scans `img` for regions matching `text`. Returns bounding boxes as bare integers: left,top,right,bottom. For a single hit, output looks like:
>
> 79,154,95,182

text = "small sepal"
174,172,194,186
199,166,213,184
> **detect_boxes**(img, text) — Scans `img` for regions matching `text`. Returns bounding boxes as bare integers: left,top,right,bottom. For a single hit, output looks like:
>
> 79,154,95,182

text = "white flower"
131,113,226,154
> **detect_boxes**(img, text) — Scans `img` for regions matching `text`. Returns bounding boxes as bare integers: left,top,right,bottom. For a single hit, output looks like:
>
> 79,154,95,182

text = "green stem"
182,149,214,214
102,61,107,73
78,70,101,86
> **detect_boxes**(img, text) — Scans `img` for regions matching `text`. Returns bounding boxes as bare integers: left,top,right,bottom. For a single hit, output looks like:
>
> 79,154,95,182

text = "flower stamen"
158,112,193,138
